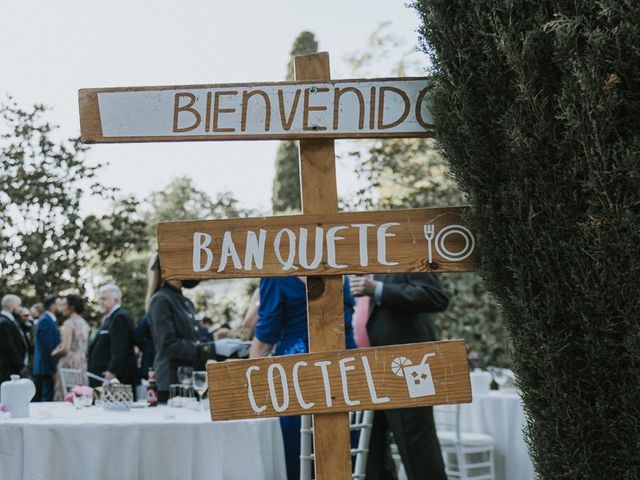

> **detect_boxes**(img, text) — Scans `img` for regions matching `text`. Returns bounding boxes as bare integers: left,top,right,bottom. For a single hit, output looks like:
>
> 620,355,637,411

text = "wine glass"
488,366,509,389
192,371,208,410
177,366,193,386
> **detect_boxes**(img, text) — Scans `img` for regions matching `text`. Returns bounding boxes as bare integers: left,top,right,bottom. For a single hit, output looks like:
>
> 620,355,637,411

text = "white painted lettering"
244,229,267,270
292,361,315,409
298,227,324,270
377,223,400,266
314,360,333,407
274,228,298,271
267,363,290,413
217,231,243,272
326,226,348,269
361,356,390,404
246,366,267,413
192,232,214,272
351,223,375,267
338,357,360,407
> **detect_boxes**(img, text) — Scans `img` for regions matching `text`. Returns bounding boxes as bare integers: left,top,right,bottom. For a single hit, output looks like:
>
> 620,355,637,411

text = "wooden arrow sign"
207,340,471,421
157,207,478,280
78,77,433,143
78,51,473,480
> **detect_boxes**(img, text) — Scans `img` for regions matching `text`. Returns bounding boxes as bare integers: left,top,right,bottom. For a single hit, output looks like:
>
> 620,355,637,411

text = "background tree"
143,176,250,242
271,31,318,214
97,254,149,322
415,1,640,477
350,137,508,366
138,176,256,324
0,101,146,305
346,25,508,366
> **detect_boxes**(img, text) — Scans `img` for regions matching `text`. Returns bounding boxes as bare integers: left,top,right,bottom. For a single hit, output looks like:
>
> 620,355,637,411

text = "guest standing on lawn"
351,273,449,480
52,294,90,400
146,253,218,403
250,276,356,480
32,295,62,401
88,284,138,390
0,294,29,383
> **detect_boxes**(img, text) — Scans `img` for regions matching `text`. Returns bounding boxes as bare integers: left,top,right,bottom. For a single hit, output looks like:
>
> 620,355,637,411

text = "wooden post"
295,52,353,479
79,56,475,480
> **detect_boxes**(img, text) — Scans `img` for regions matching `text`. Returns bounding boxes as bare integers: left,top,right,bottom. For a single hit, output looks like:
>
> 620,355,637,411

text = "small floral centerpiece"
0,403,10,419
64,385,94,406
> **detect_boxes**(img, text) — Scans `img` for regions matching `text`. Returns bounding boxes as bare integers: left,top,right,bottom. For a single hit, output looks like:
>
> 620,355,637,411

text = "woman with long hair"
146,252,218,402
52,294,90,400
249,276,356,480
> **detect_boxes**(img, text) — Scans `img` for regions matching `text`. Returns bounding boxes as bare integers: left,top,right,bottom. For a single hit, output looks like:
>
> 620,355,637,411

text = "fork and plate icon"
423,223,476,264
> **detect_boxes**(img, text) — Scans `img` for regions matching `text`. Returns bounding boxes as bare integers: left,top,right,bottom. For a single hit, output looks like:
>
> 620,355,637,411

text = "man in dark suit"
33,295,62,401
88,284,137,390
0,294,28,383
350,273,449,480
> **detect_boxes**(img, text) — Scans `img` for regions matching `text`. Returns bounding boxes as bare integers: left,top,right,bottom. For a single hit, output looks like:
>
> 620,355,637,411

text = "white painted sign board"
78,77,433,142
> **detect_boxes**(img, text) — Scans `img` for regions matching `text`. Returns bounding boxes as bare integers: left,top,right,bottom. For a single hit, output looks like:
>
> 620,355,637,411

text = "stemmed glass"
177,366,193,386
488,366,509,389
192,371,208,410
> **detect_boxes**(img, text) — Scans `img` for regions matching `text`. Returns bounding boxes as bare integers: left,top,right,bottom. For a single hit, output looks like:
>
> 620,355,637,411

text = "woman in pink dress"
52,294,90,400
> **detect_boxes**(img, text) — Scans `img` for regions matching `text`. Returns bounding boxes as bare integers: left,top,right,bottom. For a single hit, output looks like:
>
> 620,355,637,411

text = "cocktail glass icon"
391,353,437,398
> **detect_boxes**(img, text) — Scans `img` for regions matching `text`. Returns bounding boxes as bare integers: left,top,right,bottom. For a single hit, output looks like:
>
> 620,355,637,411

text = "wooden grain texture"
295,51,351,480
207,340,472,420
156,207,478,280
78,90,102,139
77,76,433,143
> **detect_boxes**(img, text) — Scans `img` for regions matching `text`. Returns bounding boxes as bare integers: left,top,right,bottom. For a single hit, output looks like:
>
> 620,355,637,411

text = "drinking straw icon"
402,353,437,398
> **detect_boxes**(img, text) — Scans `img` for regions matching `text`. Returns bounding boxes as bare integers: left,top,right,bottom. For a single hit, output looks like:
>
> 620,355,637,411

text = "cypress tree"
414,1,640,478
271,31,318,214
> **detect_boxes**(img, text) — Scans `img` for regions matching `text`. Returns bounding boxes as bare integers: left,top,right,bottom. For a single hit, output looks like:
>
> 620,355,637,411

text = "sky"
1,0,424,215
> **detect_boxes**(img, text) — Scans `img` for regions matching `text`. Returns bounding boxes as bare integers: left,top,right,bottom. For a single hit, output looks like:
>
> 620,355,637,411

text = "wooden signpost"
157,207,478,280
79,77,433,143
209,340,470,420
79,52,474,479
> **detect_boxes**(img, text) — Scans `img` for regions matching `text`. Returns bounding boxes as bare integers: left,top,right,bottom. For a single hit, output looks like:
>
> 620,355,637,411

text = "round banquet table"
0,402,286,480
438,390,536,480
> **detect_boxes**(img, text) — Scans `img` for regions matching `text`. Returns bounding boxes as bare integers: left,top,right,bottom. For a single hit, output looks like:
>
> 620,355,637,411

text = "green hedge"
414,1,640,478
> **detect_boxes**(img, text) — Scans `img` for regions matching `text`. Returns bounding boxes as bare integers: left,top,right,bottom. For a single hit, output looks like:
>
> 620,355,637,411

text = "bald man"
0,294,28,383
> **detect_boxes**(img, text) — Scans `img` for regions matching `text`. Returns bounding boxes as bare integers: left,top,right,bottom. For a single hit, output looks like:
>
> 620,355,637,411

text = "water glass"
177,366,194,386
168,384,182,407
181,385,198,409
82,393,93,407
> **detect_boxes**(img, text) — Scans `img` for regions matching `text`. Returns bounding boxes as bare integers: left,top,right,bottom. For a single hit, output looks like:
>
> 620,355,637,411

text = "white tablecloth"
438,391,535,480
0,402,286,480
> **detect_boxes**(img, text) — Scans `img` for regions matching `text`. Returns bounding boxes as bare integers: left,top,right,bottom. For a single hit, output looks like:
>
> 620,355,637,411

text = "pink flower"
64,385,94,404
0,404,9,413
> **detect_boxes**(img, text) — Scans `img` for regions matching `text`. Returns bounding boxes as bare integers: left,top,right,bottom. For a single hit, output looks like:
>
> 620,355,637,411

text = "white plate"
130,402,149,409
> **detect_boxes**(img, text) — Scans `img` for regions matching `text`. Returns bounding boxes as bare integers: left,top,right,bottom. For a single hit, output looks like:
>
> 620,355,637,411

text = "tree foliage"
0,101,146,304
346,25,509,366
99,254,149,322
136,176,255,323
271,31,319,214
414,0,640,477
350,137,509,366
143,176,250,243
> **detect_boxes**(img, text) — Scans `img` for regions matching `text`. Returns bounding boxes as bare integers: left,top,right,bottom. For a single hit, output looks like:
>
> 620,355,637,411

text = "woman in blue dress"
249,276,356,480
